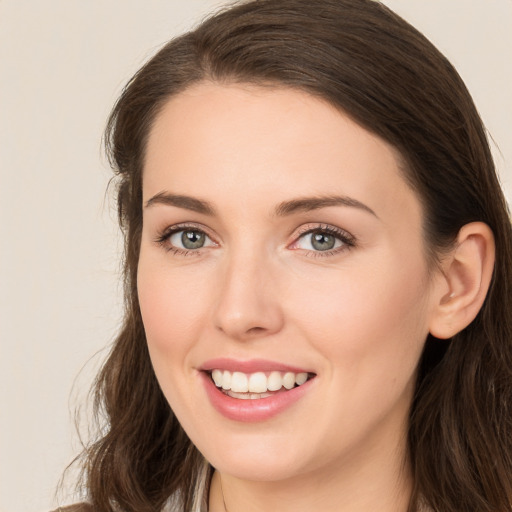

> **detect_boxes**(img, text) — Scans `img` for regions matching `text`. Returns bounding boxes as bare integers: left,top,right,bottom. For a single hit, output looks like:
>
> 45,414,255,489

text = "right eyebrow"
144,192,216,216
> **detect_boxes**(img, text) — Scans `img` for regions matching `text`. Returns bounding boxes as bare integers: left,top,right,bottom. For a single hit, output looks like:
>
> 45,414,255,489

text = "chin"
191,429,313,482
209,454,306,482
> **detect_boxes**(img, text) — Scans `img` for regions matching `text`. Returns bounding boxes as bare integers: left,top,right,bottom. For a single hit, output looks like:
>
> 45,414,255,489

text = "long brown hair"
78,1,512,510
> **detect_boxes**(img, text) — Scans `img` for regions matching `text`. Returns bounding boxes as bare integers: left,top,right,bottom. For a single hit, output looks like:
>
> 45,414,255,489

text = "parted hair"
77,1,512,511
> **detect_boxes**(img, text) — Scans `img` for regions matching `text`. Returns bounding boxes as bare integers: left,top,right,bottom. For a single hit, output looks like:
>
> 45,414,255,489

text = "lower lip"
200,372,314,422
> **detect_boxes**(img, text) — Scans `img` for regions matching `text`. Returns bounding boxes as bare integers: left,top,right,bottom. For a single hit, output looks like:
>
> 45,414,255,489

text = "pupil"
311,232,335,251
182,230,205,249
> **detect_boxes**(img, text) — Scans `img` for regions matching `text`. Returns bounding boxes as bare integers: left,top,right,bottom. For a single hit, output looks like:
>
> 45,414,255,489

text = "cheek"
137,257,214,424
137,256,216,409
284,255,431,451
138,259,209,350
291,252,431,381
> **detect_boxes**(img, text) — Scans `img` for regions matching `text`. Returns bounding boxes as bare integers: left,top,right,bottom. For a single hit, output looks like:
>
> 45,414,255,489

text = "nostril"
246,326,266,335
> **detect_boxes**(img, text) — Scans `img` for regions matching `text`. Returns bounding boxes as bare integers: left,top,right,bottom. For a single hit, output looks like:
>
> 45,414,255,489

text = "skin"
138,82,448,512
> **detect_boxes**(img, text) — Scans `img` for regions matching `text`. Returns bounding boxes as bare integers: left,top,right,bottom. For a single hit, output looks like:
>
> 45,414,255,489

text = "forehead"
143,82,420,224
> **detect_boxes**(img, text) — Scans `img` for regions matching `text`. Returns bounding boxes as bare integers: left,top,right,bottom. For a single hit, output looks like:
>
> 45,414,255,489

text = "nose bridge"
213,241,284,340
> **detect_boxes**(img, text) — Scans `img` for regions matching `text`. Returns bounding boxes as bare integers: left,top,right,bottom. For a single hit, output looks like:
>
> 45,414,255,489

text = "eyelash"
291,224,356,258
154,223,216,256
154,223,356,258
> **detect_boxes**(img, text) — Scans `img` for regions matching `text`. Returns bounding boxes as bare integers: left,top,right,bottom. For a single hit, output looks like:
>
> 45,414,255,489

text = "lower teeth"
224,390,273,399
219,383,306,399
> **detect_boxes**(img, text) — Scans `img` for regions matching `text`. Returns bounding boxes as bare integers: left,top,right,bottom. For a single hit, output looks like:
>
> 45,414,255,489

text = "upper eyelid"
159,222,216,238
158,222,351,235
292,223,355,241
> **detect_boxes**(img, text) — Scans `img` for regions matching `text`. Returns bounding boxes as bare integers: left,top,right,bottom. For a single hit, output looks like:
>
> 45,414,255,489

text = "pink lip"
198,360,316,423
199,357,312,374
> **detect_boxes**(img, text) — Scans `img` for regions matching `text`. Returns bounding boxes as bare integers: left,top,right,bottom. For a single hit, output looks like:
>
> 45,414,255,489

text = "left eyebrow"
274,195,378,218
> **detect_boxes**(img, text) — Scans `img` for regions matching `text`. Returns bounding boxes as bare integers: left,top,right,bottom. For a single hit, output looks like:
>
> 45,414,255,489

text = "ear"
429,222,495,339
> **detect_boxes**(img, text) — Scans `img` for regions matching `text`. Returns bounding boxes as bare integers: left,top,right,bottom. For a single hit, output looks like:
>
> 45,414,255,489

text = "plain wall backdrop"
1,1,510,511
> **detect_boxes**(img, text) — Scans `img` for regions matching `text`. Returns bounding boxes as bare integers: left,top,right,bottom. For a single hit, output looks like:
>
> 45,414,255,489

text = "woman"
63,0,512,510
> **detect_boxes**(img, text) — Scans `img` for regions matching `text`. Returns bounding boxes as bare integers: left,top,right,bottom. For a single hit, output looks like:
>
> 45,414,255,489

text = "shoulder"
51,504,95,512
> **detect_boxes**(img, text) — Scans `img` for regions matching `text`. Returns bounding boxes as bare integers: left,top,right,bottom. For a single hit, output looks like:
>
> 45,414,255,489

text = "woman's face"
138,83,441,482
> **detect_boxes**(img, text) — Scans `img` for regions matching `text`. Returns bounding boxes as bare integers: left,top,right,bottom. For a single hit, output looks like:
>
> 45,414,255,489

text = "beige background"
1,1,510,511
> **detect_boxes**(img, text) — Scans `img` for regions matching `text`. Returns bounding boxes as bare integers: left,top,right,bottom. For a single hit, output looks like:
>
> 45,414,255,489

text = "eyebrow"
274,195,378,218
144,192,377,218
145,192,216,215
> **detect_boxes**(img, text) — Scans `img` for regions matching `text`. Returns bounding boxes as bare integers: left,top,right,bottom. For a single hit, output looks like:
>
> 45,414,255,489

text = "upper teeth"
211,370,309,393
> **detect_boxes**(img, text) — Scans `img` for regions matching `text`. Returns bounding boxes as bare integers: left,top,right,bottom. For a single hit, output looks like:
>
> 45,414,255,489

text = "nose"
212,249,285,341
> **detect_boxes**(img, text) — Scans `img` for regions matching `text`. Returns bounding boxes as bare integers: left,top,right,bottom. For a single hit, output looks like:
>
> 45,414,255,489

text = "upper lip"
199,357,314,374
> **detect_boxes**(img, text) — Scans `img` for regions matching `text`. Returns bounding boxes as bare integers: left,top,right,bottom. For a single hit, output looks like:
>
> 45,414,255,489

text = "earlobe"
429,222,495,340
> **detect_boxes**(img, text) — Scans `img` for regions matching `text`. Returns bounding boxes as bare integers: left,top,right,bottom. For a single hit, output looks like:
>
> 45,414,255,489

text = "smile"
210,369,311,398
199,359,316,422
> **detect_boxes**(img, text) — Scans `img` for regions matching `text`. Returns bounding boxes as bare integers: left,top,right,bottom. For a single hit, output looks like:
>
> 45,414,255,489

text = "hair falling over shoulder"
71,1,512,510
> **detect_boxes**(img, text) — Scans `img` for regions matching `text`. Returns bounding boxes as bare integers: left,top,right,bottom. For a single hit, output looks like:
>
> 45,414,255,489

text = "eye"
169,229,210,250
155,225,217,254
299,231,340,251
290,225,355,255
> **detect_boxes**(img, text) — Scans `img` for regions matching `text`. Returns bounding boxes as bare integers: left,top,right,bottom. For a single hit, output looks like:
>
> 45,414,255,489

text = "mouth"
199,358,317,421
208,369,316,400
